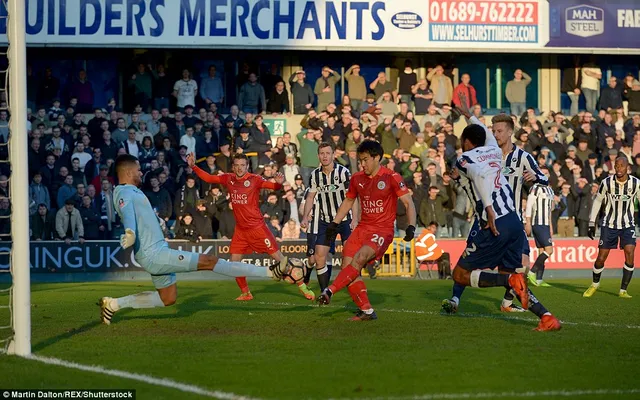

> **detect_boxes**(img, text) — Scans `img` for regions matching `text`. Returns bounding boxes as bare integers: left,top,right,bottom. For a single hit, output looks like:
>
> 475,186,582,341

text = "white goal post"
6,0,31,356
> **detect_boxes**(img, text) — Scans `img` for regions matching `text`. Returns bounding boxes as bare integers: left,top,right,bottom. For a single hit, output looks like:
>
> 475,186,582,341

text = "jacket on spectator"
419,193,449,227
505,73,532,104
79,205,102,240
174,185,200,218
145,188,173,221
426,70,453,105
600,83,623,111
238,82,266,112
288,74,314,114
30,183,51,211
452,83,477,108
314,72,341,110
30,212,55,240
55,207,84,239
57,184,77,210
561,67,582,93
250,125,272,153
267,89,290,114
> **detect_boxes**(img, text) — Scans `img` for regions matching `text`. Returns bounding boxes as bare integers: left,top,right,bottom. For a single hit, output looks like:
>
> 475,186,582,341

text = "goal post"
6,0,31,356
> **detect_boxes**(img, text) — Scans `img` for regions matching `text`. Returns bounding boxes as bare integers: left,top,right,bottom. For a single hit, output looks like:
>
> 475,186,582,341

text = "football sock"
470,270,509,288
533,252,549,280
593,262,604,284
525,288,549,319
114,291,165,310
347,280,372,312
303,261,315,284
621,263,634,291
502,289,515,308
328,264,360,294
316,266,330,291
213,259,270,278
452,283,466,300
235,277,250,294
326,263,333,280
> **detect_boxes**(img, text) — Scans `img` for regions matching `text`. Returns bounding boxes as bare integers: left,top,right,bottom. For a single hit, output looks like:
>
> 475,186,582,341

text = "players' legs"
501,253,530,311
303,254,316,285
621,244,635,296
230,253,252,299
530,246,553,286
593,249,609,286
326,246,377,316
314,244,332,291
270,249,314,299
200,254,271,278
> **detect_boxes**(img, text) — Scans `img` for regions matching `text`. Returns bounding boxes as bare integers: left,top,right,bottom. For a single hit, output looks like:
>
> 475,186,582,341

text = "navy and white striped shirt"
301,188,319,235
503,146,548,219
525,184,555,226
590,175,640,229
309,163,351,223
456,117,517,223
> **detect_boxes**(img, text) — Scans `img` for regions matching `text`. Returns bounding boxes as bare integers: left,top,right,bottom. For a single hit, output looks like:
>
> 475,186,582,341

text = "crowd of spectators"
15,58,640,243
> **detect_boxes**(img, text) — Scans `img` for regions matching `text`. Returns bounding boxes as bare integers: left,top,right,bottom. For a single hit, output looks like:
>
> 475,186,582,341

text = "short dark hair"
428,186,439,191
318,142,335,153
115,154,139,178
491,114,515,132
356,140,384,160
616,155,629,164
428,221,438,227
460,124,486,148
233,153,248,163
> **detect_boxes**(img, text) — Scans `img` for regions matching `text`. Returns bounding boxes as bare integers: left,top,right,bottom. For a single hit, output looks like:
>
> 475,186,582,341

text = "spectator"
55,198,84,244
36,67,60,107
556,183,577,237
175,212,201,243
150,64,173,111
122,128,141,157
626,79,640,116
91,165,114,195
200,65,224,109
419,186,448,236
412,79,433,115
173,69,198,112
261,63,283,100
48,99,63,122
505,69,532,116
30,172,51,212
261,192,283,222
600,76,623,111
238,72,266,114
344,64,366,112
314,67,341,112
68,70,94,113
562,57,583,116
398,60,418,108
97,179,116,239
100,131,119,162
28,138,45,178
581,59,602,114
370,71,396,100
30,203,55,240
281,218,300,240
288,70,314,115
79,195,102,240
452,73,478,111
129,63,153,112
69,160,86,188
280,154,300,186
268,215,282,241
267,81,290,116
84,148,103,184
175,175,199,220
71,143,91,170
427,65,453,106
180,126,197,156
576,181,598,237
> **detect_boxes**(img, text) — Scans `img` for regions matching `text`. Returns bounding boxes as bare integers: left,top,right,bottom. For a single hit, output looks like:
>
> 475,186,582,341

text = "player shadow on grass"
549,282,587,295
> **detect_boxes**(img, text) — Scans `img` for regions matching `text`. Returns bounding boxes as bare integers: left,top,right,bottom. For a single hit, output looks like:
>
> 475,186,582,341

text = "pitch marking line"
24,354,261,400
256,301,640,330
331,388,640,400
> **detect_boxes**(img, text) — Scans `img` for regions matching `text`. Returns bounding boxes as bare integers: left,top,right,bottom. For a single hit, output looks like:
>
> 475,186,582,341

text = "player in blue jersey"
98,154,291,325
441,104,561,331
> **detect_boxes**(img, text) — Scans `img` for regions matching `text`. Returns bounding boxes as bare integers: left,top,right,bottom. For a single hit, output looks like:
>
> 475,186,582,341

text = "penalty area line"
256,301,640,330
23,354,261,400
330,388,640,400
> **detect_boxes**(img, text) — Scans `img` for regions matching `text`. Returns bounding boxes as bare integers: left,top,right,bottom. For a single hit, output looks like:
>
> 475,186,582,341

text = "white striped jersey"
456,117,517,223
525,184,555,226
301,188,319,235
502,146,548,219
309,163,351,223
590,175,640,229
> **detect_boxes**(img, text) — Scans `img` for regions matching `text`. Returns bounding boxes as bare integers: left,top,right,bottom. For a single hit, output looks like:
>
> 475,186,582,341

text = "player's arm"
399,193,417,241
260,179,283,191
523,153,548,184
588,180,607,239
301,190,317,229
461,160,499,236
116,193,137,249
192,165,223,184
525,189,536,235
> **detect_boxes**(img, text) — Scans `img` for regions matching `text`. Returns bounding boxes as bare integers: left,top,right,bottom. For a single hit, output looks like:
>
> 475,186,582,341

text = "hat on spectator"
588,153,598,160
99,164,109,170
179,145,188,151
366,93,376,100
609,149,618,155
296,70,306,75
294,174,303,181
567,145,577,152
240,127,250,134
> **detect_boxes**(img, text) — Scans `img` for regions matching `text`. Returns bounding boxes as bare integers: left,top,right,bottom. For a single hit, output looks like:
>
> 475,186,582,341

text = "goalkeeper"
98,154,290,325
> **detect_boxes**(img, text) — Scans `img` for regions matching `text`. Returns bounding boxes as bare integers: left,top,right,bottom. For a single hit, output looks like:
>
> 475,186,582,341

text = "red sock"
347,280,372,310
328,265,360,294
235,277,249,293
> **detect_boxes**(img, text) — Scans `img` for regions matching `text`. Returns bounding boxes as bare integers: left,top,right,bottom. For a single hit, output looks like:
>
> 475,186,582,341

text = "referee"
301,142,358,291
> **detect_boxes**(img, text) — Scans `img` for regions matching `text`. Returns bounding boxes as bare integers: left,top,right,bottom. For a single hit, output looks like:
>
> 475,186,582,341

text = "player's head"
356,140,384,176
232,153,249,177
460,124,486,152
318,142,335,167
491,114,514,147
614,155,629,179
115,154,142,187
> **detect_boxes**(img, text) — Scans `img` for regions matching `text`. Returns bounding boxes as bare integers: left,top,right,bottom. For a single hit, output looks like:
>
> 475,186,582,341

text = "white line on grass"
256,301,640,330
331,388,640,400
24,354,261,400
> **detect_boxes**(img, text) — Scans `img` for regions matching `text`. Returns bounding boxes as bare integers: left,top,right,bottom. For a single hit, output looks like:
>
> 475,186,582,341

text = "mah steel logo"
565,5,604,38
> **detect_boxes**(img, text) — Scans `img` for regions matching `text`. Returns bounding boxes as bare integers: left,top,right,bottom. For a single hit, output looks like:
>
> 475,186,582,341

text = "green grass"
1,279,640,400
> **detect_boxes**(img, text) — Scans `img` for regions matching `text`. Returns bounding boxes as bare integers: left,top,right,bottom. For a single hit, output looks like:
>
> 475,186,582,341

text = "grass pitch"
1,279,639,400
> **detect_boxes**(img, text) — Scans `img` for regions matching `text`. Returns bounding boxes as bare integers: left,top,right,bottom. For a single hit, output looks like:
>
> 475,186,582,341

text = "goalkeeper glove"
403,225,416,242
324,222,339,246
120,228,136,249
587,224,596,241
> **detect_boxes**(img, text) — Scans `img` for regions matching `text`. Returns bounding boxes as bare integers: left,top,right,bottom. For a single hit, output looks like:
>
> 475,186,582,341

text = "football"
283,258,306,284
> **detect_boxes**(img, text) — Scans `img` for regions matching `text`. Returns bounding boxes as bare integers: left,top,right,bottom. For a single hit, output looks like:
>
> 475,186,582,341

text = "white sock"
451,296,460,306
317,266,328,275
213,259,270,278
537,279,543,284
363,308,374,314
501,298,513,308
592,282,600,288
114,291,165,310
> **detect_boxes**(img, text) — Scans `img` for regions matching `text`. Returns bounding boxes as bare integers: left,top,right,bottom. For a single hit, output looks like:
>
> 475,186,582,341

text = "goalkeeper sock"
114,291,165,310
621,263,634,291
316,266,330,291
328,264,359,294
213,259,269,279
348,280,372,312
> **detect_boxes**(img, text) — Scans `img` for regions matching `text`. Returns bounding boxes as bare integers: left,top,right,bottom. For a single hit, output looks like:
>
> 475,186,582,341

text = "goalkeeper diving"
98,154,291,325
